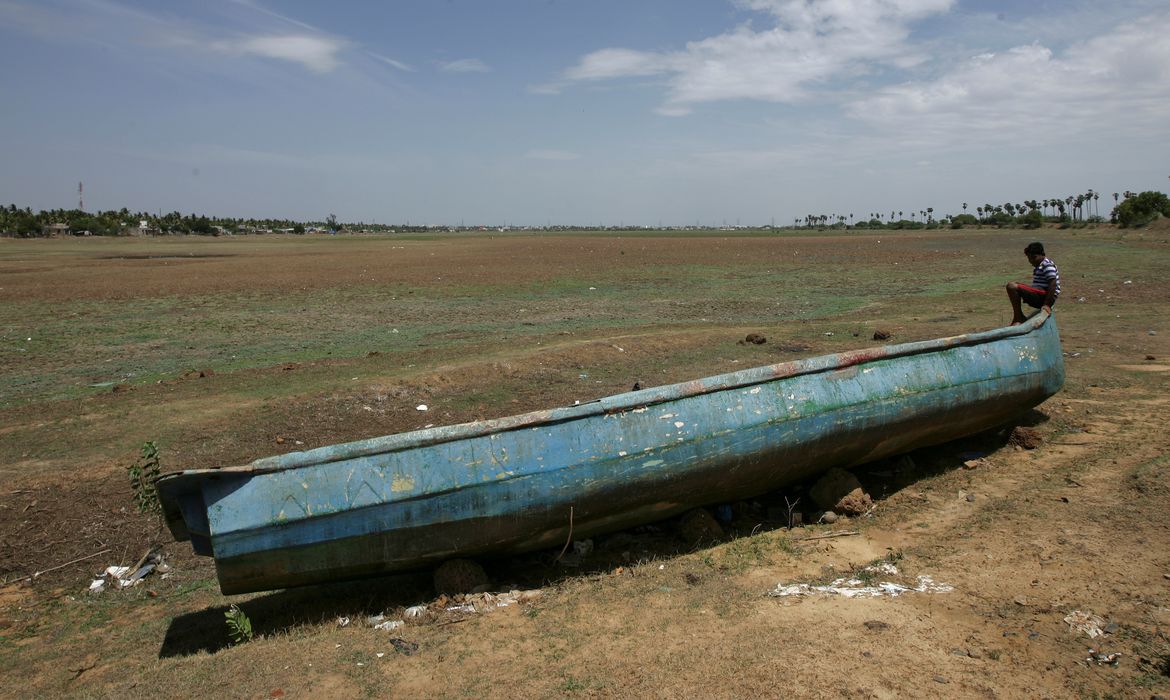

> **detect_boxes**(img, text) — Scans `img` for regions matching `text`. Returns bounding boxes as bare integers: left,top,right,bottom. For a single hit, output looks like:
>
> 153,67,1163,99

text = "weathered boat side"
158,312,1064,594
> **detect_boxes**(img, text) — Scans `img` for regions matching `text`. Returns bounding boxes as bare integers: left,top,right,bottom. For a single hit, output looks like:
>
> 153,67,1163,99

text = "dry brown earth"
1,226,1168,698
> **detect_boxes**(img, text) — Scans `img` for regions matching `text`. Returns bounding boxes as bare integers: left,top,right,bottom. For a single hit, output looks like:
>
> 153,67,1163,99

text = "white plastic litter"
1064,610,1105,638
769,565,953,598
442,590,542,615
404,605,428,619
373,619,404,631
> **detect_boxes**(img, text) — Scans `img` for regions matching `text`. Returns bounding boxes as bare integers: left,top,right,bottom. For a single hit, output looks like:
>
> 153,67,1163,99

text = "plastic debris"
1086,648,1121,666
404,605,428,619
373,619,405,631
769,564,952,598
1064,610,1105,638
440,589,543,616
336,616,351,627
390,638,419,656
415,404,428,411
88,552,166,592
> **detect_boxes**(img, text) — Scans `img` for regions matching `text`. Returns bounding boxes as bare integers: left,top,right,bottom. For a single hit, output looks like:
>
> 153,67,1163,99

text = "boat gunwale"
157,311,1053,482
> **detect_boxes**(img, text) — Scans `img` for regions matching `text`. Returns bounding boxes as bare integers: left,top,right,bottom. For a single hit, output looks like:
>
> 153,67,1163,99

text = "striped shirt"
1031,257,1061,297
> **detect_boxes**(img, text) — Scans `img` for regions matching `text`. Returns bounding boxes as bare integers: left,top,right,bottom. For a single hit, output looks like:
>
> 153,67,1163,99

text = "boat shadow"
158,410,1048,658
158,570,435,658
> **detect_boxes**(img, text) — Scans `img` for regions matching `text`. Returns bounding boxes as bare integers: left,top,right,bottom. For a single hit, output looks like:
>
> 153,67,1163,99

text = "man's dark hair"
1024,242,1045,255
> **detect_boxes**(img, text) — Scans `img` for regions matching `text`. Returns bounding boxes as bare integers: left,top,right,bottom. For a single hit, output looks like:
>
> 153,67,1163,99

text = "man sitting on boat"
1007,241,1060,325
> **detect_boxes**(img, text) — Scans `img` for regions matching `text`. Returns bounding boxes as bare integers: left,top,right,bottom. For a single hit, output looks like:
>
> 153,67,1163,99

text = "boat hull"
159,313,1064,594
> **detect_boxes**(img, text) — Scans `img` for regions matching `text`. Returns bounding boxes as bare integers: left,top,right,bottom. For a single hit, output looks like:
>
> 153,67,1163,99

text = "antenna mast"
78,182,84,211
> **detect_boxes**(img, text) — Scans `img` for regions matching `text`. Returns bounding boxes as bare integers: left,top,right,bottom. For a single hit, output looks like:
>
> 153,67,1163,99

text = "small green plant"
128,441,161,514
225,604,253,644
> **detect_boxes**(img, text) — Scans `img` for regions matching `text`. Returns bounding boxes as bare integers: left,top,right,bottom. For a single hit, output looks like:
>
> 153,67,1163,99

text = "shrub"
1114,191,1170,228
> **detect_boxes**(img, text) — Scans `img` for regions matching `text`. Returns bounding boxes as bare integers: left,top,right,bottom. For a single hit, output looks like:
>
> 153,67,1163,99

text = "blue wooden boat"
158,312,1063,594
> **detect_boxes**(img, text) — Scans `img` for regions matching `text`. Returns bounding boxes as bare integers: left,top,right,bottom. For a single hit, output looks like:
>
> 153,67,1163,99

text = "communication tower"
78,181,84,211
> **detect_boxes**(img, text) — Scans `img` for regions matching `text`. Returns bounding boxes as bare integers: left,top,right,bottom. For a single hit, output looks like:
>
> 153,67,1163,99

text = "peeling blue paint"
157,313,1064,594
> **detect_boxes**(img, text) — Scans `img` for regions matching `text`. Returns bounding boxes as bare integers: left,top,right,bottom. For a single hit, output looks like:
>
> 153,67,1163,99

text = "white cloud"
564,48,674,81
213,34,346,73
847,11,1170,145
368,51,414,72
440,58,491,74
559,0,955,113
524,150,581,161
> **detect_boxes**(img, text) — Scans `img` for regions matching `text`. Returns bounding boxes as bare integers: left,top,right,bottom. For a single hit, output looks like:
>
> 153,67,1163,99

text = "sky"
2,0,1169,226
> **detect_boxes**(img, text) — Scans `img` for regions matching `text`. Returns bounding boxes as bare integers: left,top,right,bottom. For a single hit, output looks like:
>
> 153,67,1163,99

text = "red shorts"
1017,284,1053,309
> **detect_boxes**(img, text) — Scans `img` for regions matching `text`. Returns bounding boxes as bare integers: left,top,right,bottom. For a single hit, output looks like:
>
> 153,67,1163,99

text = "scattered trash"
416,404,428,411
769,564,952,598
963,458,987,469
1064,610,1106,638
337,616,351,628
873,330,891,341
429,589,544,617
1086,648,1121,666
404,605,428,619
390,638,419,656
88,550,166,592
373,619,405,631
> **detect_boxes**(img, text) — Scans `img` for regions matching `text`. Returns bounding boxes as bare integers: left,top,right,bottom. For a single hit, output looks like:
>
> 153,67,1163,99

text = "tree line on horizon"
1,190,1167,238
798,190,1168,231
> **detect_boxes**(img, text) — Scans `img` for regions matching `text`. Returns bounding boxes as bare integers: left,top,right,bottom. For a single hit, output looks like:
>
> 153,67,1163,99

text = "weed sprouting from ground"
128,440,161,514
225,604,254,644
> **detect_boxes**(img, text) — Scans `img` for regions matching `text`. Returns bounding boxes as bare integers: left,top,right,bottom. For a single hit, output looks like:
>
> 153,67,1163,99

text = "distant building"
124,220,160,236
43,223,69,237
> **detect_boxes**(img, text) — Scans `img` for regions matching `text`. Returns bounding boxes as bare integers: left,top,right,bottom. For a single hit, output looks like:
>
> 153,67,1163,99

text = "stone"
810,468,873,515
433,559,490,596
677,508,724,545
1008,426,1043,450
